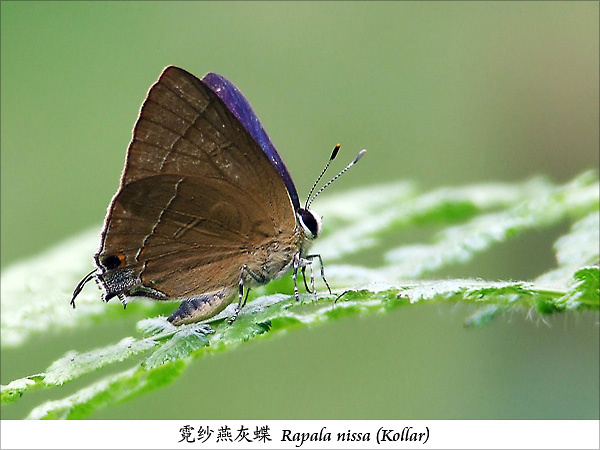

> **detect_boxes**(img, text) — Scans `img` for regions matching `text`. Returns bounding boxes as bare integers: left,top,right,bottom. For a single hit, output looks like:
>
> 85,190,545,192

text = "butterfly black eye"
102,255,122,270
298,208,321,238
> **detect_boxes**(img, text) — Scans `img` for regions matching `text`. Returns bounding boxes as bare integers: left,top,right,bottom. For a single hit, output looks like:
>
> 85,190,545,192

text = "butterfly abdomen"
167,288,235,325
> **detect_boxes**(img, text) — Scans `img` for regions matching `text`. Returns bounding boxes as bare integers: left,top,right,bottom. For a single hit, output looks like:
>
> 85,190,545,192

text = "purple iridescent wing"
202,72,300,211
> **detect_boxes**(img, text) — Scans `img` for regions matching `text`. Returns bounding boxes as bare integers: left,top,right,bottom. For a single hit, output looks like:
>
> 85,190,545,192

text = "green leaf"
1,171,598,419
558,266,600,309
44,337,158,385
26,362,186,420
537,212,600,287
143,324,213,369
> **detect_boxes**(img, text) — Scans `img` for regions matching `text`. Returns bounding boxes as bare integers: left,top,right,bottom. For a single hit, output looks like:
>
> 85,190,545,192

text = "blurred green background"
1,1,598,419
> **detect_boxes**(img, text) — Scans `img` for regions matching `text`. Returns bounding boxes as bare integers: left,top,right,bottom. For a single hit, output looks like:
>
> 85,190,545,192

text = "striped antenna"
304,144,340,209
306,148,366,210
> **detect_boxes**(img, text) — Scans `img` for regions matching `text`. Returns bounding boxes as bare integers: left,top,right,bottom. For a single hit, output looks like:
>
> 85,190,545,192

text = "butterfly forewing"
96,67,298,301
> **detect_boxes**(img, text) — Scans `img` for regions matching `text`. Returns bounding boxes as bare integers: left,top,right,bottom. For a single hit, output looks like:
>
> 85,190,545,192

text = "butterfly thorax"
242,209,319,287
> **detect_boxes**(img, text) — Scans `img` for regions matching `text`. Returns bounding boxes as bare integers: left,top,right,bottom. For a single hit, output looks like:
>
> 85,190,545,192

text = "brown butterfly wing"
95,67,298,303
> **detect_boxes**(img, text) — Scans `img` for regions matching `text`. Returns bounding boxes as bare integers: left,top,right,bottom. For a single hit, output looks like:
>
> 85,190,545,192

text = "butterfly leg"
302,266,313,294
293,253,318,301
229,265,263,324
229,266,247,324
301,263,317,299
305,253,332,295
293,253,302,301
309,262,316,297
228,288,250,325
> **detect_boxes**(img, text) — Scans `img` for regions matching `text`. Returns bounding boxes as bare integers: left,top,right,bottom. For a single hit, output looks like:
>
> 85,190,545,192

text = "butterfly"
71,66,365,325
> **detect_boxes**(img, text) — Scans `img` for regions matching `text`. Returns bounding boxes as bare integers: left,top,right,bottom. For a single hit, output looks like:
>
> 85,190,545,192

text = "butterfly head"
297,207,322,239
